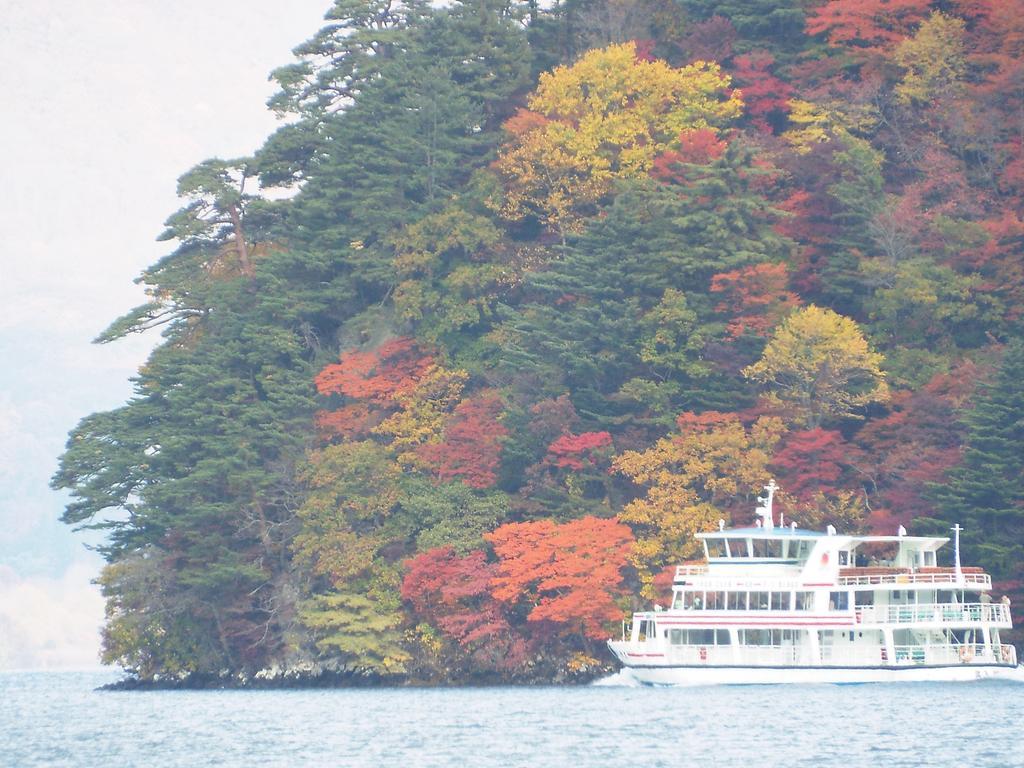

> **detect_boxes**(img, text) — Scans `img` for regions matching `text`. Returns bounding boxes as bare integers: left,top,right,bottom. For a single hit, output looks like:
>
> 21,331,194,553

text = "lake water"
2,670,1023,767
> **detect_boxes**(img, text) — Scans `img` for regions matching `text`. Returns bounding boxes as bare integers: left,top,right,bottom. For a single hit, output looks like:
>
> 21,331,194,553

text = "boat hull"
619,662,1021,686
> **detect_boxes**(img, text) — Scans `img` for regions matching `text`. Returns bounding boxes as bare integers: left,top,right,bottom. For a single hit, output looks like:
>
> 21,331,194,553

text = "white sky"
0,0,330,669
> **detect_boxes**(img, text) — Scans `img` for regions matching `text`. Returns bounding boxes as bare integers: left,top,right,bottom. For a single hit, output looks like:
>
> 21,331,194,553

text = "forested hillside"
55,0,1024,683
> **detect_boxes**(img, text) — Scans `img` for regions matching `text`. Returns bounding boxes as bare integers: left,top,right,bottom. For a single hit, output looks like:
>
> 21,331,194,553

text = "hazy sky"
0,0,330,668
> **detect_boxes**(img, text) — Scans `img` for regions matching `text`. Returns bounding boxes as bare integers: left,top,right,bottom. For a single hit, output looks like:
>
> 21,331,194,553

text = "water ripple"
1,671,1022,767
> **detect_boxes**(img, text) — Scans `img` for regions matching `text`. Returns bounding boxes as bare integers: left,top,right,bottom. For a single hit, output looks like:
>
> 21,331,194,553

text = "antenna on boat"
951,523,964,584
756,479,778,530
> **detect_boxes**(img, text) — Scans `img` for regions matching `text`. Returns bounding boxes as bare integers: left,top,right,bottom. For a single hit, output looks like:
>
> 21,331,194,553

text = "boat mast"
951,523,964,586
757,479,778,530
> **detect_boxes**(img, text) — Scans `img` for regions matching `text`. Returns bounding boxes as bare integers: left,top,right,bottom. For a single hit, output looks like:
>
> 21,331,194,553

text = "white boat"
608,481,1019,685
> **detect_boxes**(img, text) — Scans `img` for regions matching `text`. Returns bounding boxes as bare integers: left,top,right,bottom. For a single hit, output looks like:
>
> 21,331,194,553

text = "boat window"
638,620,650,641
829,591,850,611
715,629,731,645
937,590,953,604
838,550,849,566
855,591,874,607
765,539,783,558
727,591,746,610
705,591,725,610
795,591,814,611
669,629,718,645
749,591,770,610
924,551,936,566
728,538,750,558
691,629,715,645
740,629,799,646
739,628,771,646
770,592,790,611
752,539,767,558
706,538,727,558
793,540,812,559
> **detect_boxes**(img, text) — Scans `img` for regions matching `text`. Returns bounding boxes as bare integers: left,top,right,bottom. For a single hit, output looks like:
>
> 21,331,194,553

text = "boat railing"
837,571,991,588
890,643,1001,665
817,643,1013,666
854,602,1011,626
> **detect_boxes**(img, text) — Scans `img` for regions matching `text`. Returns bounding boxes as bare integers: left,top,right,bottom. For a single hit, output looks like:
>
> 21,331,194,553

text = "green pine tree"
929,342,1024,582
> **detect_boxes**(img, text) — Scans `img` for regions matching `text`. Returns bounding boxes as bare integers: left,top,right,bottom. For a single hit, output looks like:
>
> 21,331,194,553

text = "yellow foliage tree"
613,413,784,593
743,305,889,428
491,41,743,239
893,12,967,106
781,99,880,154
373,364,468,466
781,100,832,153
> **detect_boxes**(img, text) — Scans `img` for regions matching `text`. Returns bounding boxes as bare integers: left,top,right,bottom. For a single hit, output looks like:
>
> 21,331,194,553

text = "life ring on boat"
699,646,708,662
959,645,974,663
1001,646,1012,663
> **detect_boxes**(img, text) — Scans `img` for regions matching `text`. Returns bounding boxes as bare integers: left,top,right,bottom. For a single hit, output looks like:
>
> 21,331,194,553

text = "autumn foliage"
417,391,508,489
315,338,433,404
402,547,527,670
64,0,1024,684
485,517,634,639
546,431,613,470
710,262,801,339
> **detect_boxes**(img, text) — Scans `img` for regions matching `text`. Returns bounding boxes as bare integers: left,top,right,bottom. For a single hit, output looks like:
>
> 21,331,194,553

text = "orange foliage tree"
484,517,634,640
314,337,434,404
313,337,434,441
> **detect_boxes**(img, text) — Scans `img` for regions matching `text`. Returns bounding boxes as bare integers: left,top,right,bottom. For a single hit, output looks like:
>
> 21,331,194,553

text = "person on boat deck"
692,595,702,609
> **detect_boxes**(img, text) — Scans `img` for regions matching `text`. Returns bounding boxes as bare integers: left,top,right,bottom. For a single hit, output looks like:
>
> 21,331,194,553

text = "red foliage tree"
485,517,634,640
710,262,801,339
853,367,976,532
417,391,508,489
770,428,852,505
730,52,793,133
774,143,845,297
402,547,527,671
546,431,613,470
314,337,433,404
806,0,932,52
